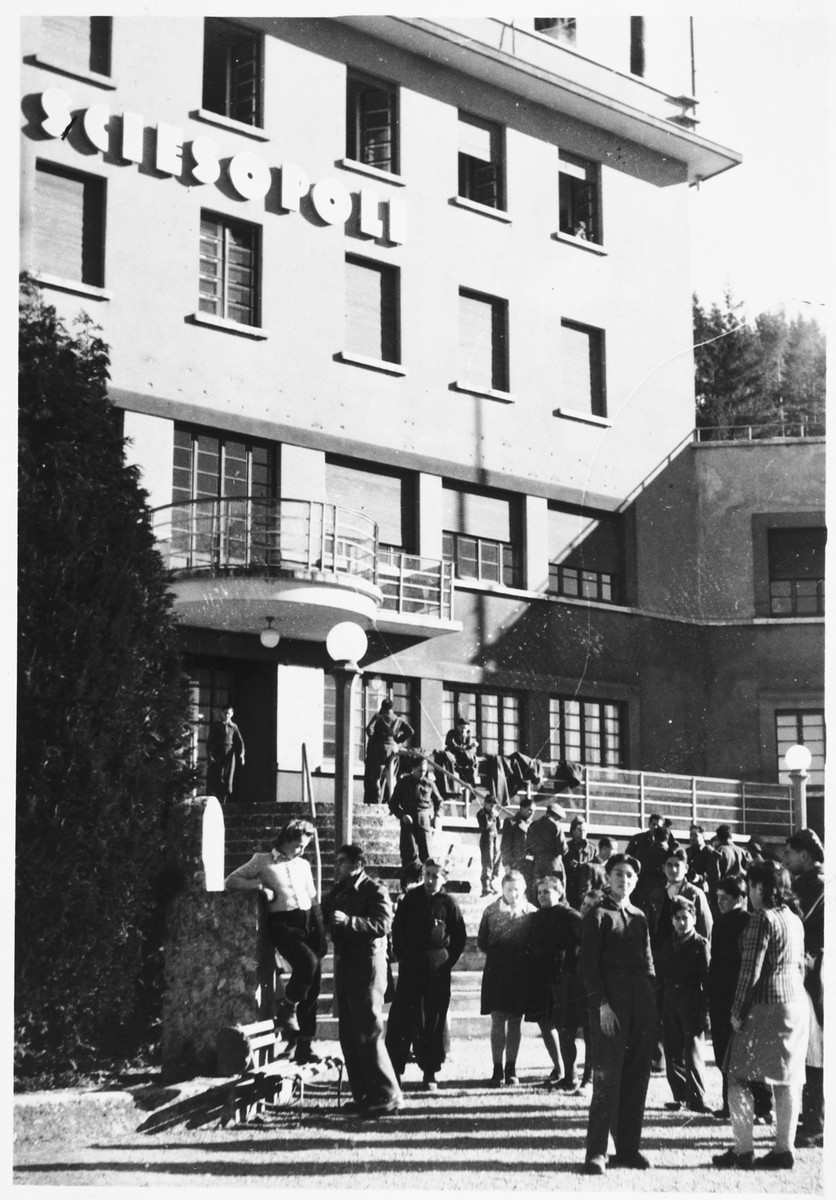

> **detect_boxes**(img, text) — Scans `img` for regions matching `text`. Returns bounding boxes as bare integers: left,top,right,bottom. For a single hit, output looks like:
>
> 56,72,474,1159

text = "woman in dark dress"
477,869,537,1087
524,874,583,1084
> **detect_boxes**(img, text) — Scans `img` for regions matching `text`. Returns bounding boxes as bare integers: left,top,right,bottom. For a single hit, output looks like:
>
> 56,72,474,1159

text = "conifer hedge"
17,279,193,1084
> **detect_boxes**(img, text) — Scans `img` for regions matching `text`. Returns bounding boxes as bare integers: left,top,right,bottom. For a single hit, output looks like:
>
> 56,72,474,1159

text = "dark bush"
16,278,193,1086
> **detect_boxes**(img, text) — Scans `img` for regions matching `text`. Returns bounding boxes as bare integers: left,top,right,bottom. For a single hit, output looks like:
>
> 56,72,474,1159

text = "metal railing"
151,498,453,621
695,418,825,443
440,760,794,839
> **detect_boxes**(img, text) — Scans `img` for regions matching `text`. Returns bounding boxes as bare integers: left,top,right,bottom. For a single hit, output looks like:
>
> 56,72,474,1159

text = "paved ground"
14,1035,825,1192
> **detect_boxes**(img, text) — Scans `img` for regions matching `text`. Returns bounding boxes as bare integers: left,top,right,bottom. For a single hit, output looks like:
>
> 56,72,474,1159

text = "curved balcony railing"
151,498,454,621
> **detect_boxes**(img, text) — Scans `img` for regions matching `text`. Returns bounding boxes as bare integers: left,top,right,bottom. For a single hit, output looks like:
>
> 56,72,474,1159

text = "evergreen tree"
694,291,826,437
17,278,193,1083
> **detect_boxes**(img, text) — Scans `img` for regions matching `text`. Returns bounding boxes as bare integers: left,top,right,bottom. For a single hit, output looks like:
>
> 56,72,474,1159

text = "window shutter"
459,117,493,162
443,485,512,542
768,528,826,579
40,16,91,71
459,292,494,390
346,258,397,361
326,459,411,548
34,165,103,286
548,506,620,572
560,323,594,411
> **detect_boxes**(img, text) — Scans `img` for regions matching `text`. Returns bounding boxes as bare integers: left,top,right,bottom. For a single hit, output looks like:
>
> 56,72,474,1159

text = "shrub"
16,278,193,1084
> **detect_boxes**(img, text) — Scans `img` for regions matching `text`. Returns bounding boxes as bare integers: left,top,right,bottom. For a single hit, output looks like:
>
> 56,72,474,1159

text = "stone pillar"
161,797,275,1080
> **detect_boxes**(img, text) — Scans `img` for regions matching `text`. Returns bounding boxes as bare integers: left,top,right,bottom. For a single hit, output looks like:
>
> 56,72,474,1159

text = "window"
630,17,646,77
187,665,235,786
458,112,505,210
40,15,111,76
326,457,415,554
171,425,276,570
346,73,398,173
776,710,825,789
202,18,262,127
560,320,606,416
345,256,400,364
458,290,508,393
559,152,601,243
442,482,522,587
550,696,624,767
199,212,259,326
548,504,621,603
444,687,521,757
534,18,577,46
34,162,105,287
323,674,416,764
768,527,825,616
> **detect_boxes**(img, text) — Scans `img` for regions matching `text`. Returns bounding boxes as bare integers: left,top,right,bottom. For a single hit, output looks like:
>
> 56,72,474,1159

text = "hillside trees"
693,291,825,437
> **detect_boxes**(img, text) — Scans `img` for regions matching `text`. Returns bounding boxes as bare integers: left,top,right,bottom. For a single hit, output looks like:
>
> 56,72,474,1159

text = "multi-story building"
20,16,824,833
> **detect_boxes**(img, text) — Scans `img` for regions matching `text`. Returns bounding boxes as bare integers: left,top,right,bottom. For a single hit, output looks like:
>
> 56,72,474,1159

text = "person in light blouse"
225,819,326,1064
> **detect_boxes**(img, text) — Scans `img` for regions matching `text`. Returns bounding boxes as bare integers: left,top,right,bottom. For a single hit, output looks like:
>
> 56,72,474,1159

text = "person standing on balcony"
388,757,444,869
784,828,825,1149
444,716,480,787
385,858,467,1091
207,705,245,803
224,819,325,1064
322,843,402,1118
363,698,414,805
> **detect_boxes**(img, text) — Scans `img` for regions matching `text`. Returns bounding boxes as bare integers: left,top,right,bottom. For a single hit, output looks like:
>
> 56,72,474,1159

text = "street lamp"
784,743,812,830
326,621,368,851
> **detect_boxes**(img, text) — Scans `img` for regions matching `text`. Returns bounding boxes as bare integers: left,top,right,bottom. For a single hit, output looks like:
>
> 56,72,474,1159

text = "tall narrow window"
346,73,398,173
550,696,624,767
202,18,262,126
560,320,606,416
776,710,825,788
458,112,505,210
40,16,112,75
559,151,601,243
630,16,646,77
442,482,521,588
34,162,105,286
444,687,521,757
768,527,826,616
459,290,508,393
345,256,400,363
171,426,277,571
199,213,259,326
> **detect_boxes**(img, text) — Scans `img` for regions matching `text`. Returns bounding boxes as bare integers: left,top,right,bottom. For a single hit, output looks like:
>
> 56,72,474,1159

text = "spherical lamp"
784,743,812,773
259,616,280,649
326,621,368,665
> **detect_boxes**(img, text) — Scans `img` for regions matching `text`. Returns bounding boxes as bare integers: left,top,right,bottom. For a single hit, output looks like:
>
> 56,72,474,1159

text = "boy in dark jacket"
656,895,711,1113
476,796,503,896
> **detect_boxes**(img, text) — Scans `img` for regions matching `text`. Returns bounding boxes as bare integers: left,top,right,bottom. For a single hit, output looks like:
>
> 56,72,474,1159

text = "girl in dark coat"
477,869,537,1086
523,875,583,1084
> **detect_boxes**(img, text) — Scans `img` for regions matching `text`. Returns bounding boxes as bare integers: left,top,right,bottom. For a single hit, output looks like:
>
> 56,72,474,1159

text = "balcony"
152,498,458,641
694,417,825,443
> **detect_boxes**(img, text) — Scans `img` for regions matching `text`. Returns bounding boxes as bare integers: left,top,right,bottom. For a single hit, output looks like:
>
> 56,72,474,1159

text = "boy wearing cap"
524,800,569,897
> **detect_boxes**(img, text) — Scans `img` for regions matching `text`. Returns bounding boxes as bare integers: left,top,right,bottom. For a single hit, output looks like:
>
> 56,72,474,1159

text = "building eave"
334,16,741,184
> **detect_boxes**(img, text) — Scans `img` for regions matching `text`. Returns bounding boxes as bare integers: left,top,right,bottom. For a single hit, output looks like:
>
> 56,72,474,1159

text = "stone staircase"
221,794,502,1039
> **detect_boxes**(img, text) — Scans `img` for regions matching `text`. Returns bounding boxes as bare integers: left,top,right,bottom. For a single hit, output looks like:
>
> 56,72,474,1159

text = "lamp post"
326,621,368,852
784,743,812,830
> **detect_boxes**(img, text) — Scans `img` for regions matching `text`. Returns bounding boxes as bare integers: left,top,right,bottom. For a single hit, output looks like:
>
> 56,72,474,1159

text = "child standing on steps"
477,870,537,1086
